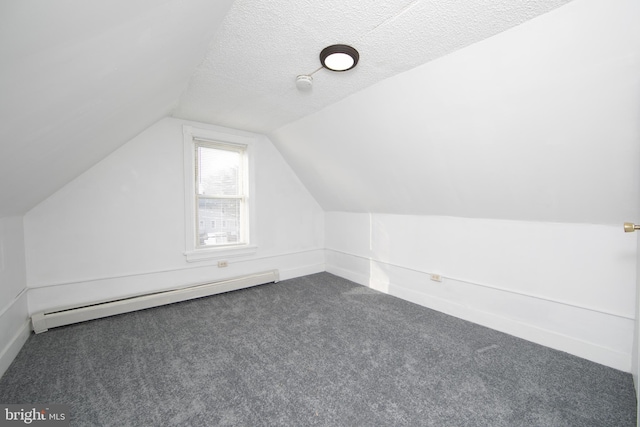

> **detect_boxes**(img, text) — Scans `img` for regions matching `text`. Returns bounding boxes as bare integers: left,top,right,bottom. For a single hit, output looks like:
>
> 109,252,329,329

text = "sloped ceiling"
0,0,234,216
4,0,632,225
174,0,573,133
270,0,640,225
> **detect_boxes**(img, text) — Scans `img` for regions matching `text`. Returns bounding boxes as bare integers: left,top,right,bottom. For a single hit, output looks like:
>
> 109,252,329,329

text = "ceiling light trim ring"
320,44,360,72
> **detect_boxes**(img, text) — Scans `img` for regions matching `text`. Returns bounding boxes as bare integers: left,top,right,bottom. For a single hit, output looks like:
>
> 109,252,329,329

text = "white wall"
266,0,640,373
326,212,636,371
9,0,640,390
24,117,324,314
0,216,30,378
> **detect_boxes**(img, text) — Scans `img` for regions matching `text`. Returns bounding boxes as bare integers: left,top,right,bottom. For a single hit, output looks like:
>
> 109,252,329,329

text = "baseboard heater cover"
31,270,279,334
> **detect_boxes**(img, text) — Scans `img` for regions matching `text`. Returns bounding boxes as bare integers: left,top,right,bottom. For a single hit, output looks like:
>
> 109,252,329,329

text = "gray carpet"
0,272,636,426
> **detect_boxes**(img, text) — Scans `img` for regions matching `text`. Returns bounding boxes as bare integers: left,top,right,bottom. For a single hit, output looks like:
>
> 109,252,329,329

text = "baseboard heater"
31,270,279,334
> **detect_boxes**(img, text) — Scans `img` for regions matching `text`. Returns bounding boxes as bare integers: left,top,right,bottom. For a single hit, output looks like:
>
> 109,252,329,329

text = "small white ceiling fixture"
320,44,359,72
296,75,314,91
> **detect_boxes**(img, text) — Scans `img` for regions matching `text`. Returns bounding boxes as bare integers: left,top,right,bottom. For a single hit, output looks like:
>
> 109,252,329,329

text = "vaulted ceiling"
0,0,234,216
3,0,638,225
270,0,640,225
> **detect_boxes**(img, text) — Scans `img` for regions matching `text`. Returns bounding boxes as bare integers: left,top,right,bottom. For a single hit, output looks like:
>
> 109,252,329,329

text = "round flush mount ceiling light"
320,44,359,72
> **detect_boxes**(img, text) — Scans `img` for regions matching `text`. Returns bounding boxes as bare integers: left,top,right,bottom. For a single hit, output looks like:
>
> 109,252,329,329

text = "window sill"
184,245,258,263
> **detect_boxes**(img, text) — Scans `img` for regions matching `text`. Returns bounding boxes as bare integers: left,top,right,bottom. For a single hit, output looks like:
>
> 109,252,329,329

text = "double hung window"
183,126,256,262
195,141,246,248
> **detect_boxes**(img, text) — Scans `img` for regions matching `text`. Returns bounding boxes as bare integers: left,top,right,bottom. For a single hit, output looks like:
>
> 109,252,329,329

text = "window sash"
193,141,248,249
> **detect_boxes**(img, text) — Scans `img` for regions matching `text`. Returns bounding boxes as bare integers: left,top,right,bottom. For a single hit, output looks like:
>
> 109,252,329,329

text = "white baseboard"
389,283,631,372
326,264,369,287
32,270,279,333
0,291,30,379
0,320,30,379
28,249,326,315
280,263,325,281
326,249,633,372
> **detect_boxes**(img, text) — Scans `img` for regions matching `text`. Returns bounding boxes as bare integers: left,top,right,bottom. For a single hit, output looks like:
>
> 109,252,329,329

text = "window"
183,126,257,262
195,141,246,248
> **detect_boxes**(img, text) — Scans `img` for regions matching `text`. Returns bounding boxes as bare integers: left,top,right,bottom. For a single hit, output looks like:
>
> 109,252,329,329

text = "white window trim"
183,126,257,262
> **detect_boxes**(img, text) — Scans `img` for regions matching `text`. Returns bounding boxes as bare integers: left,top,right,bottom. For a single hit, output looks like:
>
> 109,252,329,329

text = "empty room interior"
1,0,640,425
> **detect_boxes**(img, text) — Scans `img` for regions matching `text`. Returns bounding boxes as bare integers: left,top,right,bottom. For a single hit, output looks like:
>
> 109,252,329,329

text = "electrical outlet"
218,260,228,268
430,274,442,282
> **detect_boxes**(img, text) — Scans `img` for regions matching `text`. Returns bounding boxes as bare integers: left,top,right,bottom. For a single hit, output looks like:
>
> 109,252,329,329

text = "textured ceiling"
174,0,574,134
0,0,581,217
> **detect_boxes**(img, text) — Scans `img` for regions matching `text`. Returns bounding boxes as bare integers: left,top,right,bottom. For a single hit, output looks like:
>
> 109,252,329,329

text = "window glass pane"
197,198,241,246
198,146,240,196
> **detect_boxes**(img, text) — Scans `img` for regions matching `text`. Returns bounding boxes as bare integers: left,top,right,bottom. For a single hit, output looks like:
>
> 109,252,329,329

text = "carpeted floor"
0,272,636,426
